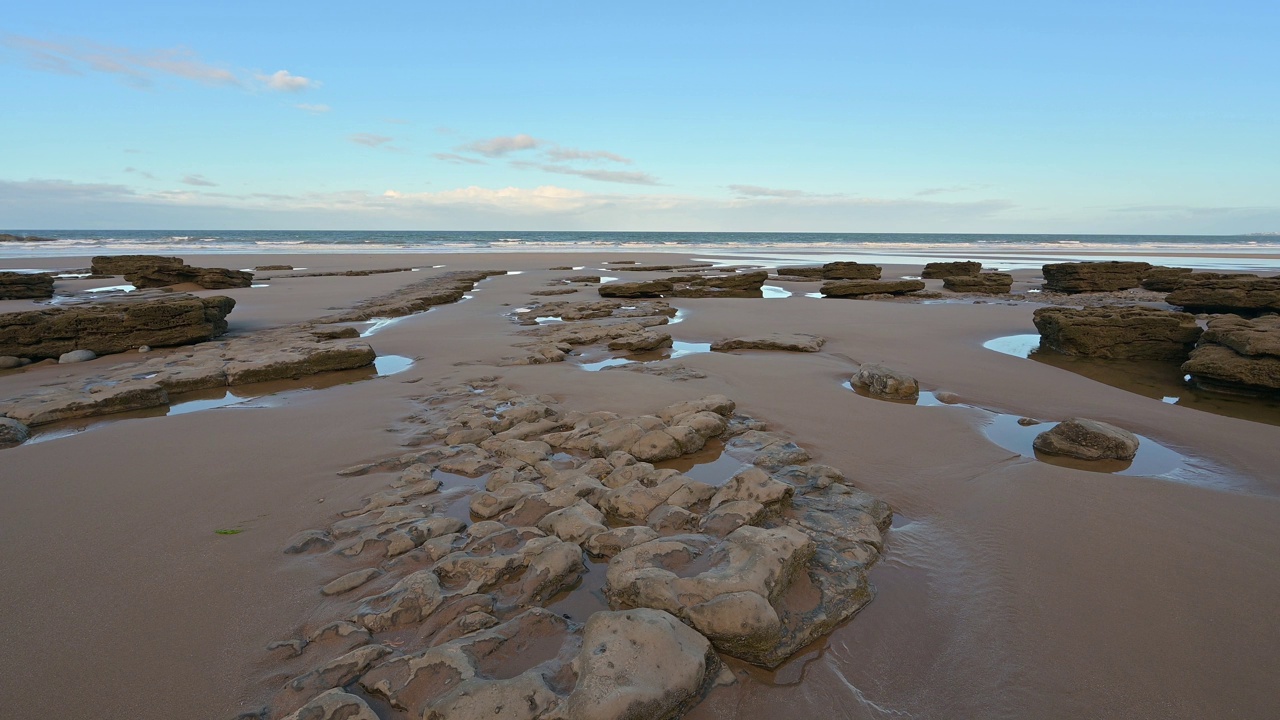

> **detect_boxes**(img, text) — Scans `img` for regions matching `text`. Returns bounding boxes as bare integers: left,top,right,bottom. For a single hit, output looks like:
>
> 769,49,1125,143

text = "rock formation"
1032,418,1140,461
1165,274,1280,314
711,333,825,352
0,272,54,300
942,272,1012,294
1032,306,1203,360
852,364,920,400
1041,261,1153,293
821,262,882,280
820,279,925,298
1182,314,1280,395
922,261,982,279
91,255,184,275
0,292,235,360
598,271,769,299
1138,267,1193,292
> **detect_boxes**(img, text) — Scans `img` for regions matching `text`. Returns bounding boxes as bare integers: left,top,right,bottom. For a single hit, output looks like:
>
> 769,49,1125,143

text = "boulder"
0,272,54,300
711,333,825,353
820,279,924,297
125,264,253,289
1165,274,1280,314
774,266,825,278
608,330,673,351
0,417,30,449
853,363,919,400
1032,306,1203,360
922,261,982,279
1182,314,1280,395
0,293,234,360
565,609,717,720
1041,261,1152,293
91,255,183,275
1139,266,1194,292
1032,418,1140,461
670,270,769,298
822,262,882,280
942,272,1012,294
598,280,674,298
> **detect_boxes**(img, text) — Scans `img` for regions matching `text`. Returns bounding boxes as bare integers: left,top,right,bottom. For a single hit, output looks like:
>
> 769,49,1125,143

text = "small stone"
1017,417,1041,426
0,417,31,449
58,349,97,364
137,345,151,353
1033,418,1140,461
0,356,22,370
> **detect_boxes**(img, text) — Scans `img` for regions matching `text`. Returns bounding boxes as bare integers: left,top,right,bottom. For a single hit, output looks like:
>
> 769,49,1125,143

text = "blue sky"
1,1,1277,233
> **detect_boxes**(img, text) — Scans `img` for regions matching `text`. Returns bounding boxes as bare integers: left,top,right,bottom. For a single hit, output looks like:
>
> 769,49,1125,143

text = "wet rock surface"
711,333,825,353
922,261,982,279
597,270,769,299
127,264,254,289
943,272,1012,294
820,278,925,297
1032,418,1140,461
90,254,183,275
1165,274,1280,314
256,382,891,717
0,416,30,448
1183,314,1280,395
853,363,920,400
0,271,54,300
0,292,235,360
1033,306,1203,360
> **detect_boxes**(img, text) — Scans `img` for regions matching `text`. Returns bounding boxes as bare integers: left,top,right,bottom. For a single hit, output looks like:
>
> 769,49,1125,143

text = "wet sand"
2,250,1279,719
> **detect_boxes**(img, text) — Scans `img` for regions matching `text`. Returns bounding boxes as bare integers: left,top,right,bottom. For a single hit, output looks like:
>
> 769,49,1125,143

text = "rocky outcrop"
820,279,925,298
1139,266,1193,292
822,262,882,280
0,233,58,243
598,280,674,298
254,264,294,271
0,272,54,300
1182,314,1280,395
922,261,981,279
1042,261,1153,293
1032,418,1140,461
711,333,825,352
321,270,507,322
853,363,919,400
942,272,1012,294
774,266,825,279
1032,306,1203,360
670,270,767,298
125,264,254,289
91,255,182,275
0,292,235,360
1165,274,1280,314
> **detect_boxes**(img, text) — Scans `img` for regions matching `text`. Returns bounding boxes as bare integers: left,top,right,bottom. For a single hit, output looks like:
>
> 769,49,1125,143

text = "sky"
1,1,1277,234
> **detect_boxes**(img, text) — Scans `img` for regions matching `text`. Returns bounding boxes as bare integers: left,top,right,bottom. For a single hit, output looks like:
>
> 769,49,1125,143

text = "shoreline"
2,249,1279,718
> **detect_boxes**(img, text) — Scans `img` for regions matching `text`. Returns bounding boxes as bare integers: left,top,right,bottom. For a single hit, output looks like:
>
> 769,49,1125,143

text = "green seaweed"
214,528,244,535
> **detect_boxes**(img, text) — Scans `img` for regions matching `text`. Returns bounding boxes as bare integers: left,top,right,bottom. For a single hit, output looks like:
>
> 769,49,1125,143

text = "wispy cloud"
181,174,217,187
459,133,543,157
124,167,156,180
349,133,394,148
728,185,812,198
256,69,317,92
915,184,990,196
433,152,487,165
511,161,660,186
2,35,319,93
295,103,331,113
543,147,633,164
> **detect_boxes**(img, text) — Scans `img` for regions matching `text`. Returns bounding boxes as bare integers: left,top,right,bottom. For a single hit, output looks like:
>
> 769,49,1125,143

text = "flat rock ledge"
711,333,825,353
599,270,769,299
922,261,982,279
1033,305,1203,361
0,292,235,360
821,279,925,298
258,383,892,719
91,254,253,289
1165,274,1280,315
1183,314,1280,395
0,271,54,300
942,272,1012,295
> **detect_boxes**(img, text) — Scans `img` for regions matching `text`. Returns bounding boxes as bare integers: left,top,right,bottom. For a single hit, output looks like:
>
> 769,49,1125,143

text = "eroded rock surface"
922,261,981,279
0,272,54,300
943,272,1012,294
1033,418,1140,461
1183,314,1280,395
1166,274,1280,314
1042,261,1153,293
1033,306,1203,360
711,333,825,353
820,279,925,298
853,363,920,400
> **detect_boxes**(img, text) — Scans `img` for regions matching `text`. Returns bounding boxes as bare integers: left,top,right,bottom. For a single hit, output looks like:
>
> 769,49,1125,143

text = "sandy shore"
2,250,1278,719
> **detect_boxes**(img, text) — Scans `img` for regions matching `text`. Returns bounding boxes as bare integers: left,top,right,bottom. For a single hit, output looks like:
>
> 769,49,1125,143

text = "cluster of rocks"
1032,306,1203,360
776,261,881,281
502,300,678,366
91,255,253,289
319,270,507,323
259,383,891,719
0,291,235,360
268,267,416,278
0,271,54,300
1041,261,1174,294
1183,314,1280,395
599,270,768,299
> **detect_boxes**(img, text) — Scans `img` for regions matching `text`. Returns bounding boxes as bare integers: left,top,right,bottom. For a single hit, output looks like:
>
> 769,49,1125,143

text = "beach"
2,247,1278,719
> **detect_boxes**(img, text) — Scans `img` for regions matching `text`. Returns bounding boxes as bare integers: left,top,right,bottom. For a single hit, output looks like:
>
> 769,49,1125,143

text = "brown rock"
822,262,882,280
90,255,183,275
1165,274,1280,314
820,279,925,297
0,272,54,300
1032,305,1203,360
1032,418,1140,461
922,261,982,279
598,280,674,298
942,272,1013,294
1183,315,1280,394
1041,261,1152,293
126,264,254,289
711,333,825,352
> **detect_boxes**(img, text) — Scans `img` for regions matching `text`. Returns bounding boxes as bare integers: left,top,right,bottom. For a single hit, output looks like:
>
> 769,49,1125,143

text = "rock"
0,271,54,300
566,608,717,720
585,525,660,557
1033,306,1203,360
0,293,234,360
709,467,794,509
0,356,21,369
0,417,30,449
0,382,169,426
1041,261,1152,293
774,266,825,278
1166,274,1280,314
1139,266,1194,291
647,504,700,535
91,255,183,275
1183,315,1280,394
57,349,96,364
311,326,360,340
853,363,919,400
629,429,684,463
125,263,254,289
922,261,981,279
608,330,673,351
352,569,445,632
223,341,375,384
942,273,1012,294
711,333,825,353
280,688,379,720
670,270,768,298
598,280,674,298
538,500,608,544
821,262,882,280
700,500,766,537
322,567,383,596
255,264,293,271
725,430,811,470
284,529,333,554
1032,418,1140,461
820,279,925,297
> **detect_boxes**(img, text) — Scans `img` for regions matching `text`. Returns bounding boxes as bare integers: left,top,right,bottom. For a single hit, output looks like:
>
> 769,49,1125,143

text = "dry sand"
1,251,1278,719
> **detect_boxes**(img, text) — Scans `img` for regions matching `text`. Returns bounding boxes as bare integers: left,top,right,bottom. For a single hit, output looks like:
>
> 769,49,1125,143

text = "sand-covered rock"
1183,314,1280,394
0,292,235,359
943,272,1012,294
820,279,925,297
822,261,882,280
1033,305,1203,360
1032,418,1140,461
1165,274,1280,314
922,261,982,279
853,363,920,400
711,333,825,352
0,271,54,300
1041,261,1152,293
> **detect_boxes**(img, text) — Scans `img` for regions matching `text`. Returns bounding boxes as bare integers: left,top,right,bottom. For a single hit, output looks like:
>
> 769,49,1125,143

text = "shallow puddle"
984,333,1280,427
545,555,610,622
762,285,792,299
87,284,135,293
576,340,712,372
655,438,751,486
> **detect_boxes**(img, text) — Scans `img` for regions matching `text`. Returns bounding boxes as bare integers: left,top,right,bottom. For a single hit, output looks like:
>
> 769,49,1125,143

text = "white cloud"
3,35,240,88
124,167,157,180
543,147,633,164
256,69,318,92
181,174,217,187
295,103,331,113
349,133,394,148
459,134,543,157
